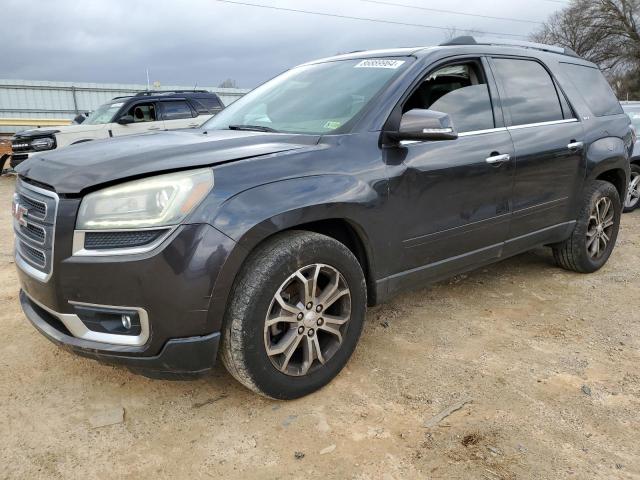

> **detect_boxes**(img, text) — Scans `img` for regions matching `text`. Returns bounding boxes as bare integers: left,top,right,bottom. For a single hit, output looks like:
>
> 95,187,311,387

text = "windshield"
203,58,410,134
623,105,640,131
83,101,125,125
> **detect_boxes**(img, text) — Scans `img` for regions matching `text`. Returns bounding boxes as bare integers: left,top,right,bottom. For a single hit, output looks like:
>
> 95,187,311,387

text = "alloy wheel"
586,196,615,259
264,264,351,376
625,171,640,210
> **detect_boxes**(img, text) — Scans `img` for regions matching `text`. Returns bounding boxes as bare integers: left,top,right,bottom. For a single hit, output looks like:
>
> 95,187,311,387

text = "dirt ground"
0,173,639,480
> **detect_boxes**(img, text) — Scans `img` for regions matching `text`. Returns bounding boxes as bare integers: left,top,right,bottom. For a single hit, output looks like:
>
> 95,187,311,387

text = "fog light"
73,306,142,336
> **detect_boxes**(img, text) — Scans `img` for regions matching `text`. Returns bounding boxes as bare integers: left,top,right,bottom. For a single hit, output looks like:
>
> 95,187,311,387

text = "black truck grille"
13,180,58,281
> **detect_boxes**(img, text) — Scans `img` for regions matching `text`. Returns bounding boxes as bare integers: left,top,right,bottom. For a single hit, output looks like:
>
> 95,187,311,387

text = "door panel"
506,121,585,239
387,129,515,274
160,100,198,130
488,56,586,248
110,102,164,136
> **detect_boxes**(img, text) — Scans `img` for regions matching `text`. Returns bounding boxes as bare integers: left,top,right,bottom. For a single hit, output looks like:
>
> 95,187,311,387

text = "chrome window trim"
459,127,508,137
25,292,150,347
398,119,579,146
72,226,176,256
507,118,578,130
14,180,58,283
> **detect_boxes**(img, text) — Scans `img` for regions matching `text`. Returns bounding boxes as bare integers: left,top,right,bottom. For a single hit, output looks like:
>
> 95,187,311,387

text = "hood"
16,129,321,194
14,123,105,139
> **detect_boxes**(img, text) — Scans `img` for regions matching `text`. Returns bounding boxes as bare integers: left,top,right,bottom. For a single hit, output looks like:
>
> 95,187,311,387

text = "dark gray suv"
13,37,631,399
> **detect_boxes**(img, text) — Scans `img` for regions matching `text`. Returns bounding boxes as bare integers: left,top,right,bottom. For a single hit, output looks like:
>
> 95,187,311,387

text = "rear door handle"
485,153,511,165
148,126,161,130
568,141,584,151
188,123,200,128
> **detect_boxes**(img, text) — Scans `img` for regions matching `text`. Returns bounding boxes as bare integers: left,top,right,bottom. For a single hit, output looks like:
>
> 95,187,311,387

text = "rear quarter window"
560,63,623,117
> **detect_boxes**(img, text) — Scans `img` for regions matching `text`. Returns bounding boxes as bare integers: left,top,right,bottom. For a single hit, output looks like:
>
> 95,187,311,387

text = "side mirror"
392,109,458,142
117,115,134,125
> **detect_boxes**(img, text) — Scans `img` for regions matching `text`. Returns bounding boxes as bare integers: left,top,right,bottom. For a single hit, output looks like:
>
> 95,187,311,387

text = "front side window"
126,102,157,123
403,62,495,133
203,58,410,134
161,100,194,120
492,58,564,126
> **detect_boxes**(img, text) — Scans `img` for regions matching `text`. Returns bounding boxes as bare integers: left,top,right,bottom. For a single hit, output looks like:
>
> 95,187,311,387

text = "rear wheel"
552,180,621,273
221,231,367,399
623,164,640,212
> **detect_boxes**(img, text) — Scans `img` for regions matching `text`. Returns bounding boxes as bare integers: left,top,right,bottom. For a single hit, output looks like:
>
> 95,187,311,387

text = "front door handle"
486,153,511,165
148,126,161,130
567,141,584,151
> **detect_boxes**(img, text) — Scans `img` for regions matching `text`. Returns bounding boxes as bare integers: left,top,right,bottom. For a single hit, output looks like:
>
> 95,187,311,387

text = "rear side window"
192,96,222,114
560,63,623,117
492,58,564,126
161,100,195,120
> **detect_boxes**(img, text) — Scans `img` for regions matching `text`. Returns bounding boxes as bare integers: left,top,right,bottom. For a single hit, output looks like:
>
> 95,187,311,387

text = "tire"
221,231,367,399
623,163,640,213
552,180,621,273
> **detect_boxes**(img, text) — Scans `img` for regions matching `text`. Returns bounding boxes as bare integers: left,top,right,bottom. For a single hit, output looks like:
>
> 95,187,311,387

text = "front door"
110,101,164,136
386,58,515,287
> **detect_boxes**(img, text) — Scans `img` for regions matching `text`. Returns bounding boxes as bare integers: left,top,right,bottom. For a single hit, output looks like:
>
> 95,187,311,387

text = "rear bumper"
21,290,220,379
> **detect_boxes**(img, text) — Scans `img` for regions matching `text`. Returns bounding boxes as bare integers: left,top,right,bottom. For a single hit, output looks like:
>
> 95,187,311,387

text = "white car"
10,90,223,167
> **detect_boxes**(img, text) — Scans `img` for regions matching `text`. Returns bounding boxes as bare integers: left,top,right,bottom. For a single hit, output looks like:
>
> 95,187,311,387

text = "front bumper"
21,291,220,378
16,198,240,377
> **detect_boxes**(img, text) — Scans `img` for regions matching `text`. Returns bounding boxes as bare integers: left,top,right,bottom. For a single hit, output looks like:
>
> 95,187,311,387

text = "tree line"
531,0,640,100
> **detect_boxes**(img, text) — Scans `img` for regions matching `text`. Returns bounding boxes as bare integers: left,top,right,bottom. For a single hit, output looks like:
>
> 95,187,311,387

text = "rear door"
159,99,200,129
489,57,585,251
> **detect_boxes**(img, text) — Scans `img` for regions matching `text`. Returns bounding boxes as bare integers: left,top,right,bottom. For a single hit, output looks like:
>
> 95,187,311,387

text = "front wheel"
623,164,640,212
221,231,367,399
552,180,622,273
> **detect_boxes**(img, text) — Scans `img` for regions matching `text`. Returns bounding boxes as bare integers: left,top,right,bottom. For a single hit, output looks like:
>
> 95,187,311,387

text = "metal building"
0,79,249,135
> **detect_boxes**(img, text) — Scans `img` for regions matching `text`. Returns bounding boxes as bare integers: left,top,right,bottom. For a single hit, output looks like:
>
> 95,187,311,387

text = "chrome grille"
17,193,47,219
18,222,46,244
13,180,58,282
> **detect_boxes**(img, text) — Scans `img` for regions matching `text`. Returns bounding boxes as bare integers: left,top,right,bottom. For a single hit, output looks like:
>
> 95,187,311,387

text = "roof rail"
439,36,580,58
133,89,211,97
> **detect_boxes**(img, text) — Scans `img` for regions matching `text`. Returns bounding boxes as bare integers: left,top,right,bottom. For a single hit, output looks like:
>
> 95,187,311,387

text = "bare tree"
532,0,640,96
531,0,629,71
218,78,238,89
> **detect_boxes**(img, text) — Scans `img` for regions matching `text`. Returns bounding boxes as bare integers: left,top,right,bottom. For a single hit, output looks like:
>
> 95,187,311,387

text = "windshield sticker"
355,59,405,69
323,121,342,130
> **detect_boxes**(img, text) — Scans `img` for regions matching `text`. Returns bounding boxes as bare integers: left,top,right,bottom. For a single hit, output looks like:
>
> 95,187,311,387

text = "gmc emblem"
11,196,28,227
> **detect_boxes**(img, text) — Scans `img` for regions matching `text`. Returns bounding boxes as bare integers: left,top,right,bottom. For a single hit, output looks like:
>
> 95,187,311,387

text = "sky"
2,0,566,89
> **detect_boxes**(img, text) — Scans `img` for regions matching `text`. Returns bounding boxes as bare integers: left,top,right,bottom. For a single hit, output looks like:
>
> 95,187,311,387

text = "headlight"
76,168,214,230
30,137,56,151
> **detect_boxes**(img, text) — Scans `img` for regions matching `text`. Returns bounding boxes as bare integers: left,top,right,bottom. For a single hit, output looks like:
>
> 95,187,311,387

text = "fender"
201,174,384,332
584,136,630,197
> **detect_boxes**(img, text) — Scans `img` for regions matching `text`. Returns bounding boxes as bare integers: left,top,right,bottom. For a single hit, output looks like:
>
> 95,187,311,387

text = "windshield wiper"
228,124,279,133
